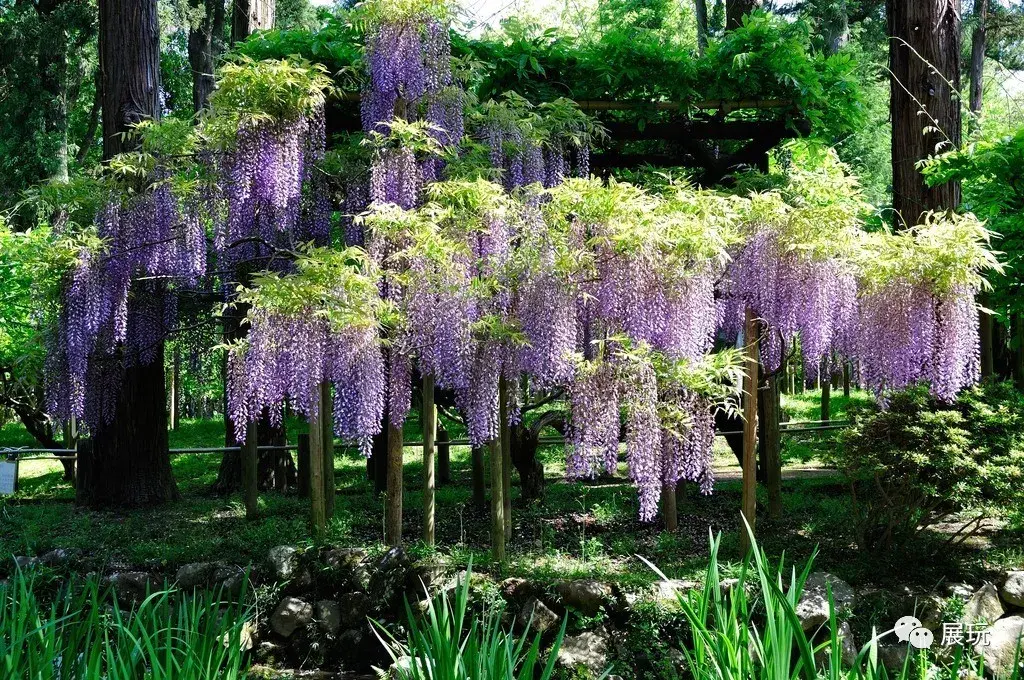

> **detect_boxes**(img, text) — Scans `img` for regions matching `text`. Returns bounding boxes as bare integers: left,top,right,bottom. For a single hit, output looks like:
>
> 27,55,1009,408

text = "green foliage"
922,129,1024,317
829,385,1024,552
373,564,583,679
204,57,335,146
646,528,1021,680
1,570,252,679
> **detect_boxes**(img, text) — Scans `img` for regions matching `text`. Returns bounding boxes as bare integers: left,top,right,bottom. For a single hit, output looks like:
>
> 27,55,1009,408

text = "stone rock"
948,583,975,600
314,600,342,636
175,562,221,590
917,594,946,632
212,564,246,596
369,547,411,612
223,620,256,652
267,545,300,580
556,630,609,674
408,562,447,595
385,655,415,680
501,577,535,602
1001,572,1024,609
338,591,373,629
517,597,559,635
814,622,858,668
556,579,612,616
976,616,1024,679
270,596,313,638
876,644,908,672
322,547,369,591
652,579,698,607
38,548,73,567
12,556,35,570
108,571,160,602
795,573,855,632
963,583,1004,626
254,641,282,664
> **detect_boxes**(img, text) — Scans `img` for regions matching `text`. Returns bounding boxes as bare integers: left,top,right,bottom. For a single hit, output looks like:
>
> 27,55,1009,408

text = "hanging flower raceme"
718,170,864,376
44,130,210,427
475,95,602,191
854,212,998,402
225,246,384,455
206,58,333,272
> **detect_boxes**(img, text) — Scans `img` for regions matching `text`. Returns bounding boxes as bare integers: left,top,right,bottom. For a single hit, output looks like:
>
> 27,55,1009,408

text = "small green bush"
828,383,1024,552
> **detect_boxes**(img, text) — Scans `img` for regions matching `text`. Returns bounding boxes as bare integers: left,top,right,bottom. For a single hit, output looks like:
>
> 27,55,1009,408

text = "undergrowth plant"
0,569,252,679
641,525,1024,680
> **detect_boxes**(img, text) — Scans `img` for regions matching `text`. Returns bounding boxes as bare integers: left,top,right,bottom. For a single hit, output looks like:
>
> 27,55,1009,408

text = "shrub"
828,383,1024,552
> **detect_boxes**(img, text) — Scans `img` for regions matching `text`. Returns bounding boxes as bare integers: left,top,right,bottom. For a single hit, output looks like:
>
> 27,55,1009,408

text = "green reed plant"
0,567,252,679
640,523,1023,680
374,564,608,680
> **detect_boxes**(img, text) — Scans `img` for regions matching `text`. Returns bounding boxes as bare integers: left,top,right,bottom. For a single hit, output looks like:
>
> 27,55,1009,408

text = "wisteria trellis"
47,0,998,523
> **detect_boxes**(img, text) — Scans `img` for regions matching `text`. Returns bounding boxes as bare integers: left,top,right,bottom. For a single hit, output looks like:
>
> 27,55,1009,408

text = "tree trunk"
695,0,710,55
471,446,486,508
489,435,506,562
81,0,178,508
187,0,223,112
37,0,71,182
1013,314,1024,391
437,421,450,485
169,347,180,430
888,0,962,225
662,484,678,531
231,0,274,43
499,377,512,536
969,0,988,125
241,420,258,519
821,1,850,55
79,337,179,507
726,0,762,29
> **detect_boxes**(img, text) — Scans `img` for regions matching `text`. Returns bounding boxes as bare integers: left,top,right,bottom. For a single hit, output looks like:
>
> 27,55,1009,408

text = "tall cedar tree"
727,0,763,28
78,0,179,507
888,0,962,224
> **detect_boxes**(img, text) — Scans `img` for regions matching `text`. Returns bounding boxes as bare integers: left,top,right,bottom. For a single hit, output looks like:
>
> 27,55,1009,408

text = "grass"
1,390,1022,644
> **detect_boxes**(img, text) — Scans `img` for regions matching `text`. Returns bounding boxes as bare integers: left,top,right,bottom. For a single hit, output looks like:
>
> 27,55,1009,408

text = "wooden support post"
764,373,782,519
471,446,485,508
320,381,335,521
843,362,851,399
437,421,450,486
297,433,310,498
242,420,259,520
820,359,832,423
169,348,180,430
740,307,759,555
422,374,436,546
490,435,506,563
662,484,678,531
385,420,404,547
309,391,327,536
499,376,512,537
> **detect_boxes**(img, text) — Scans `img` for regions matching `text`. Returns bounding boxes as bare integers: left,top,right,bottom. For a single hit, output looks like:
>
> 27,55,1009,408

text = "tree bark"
821,1,850,55
490,435,506,562
695,0,710,55
662,484,678,531
726,0,762,29
740,307,759,555
820,360,832,422
231,0,275,43
764,373,782,519
471,445,486,508
436,420,450,485
969,0,988,124
888,0,962,225
80,0,178,508
385,421,404,546
241,420,258,519
187,0,224,112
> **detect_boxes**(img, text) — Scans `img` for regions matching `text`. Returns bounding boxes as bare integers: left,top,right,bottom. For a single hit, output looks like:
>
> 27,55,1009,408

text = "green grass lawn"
2,389,1021,608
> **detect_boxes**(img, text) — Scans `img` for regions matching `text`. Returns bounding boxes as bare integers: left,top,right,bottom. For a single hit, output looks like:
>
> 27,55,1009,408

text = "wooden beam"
242,419,258,520
499,376,512,537
422,374,436,546
309,390,327,536
602,119,809,142
386,418,404,547
321,381,335,520
740,307,759,555
490,434,506,563
575,98,794,113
